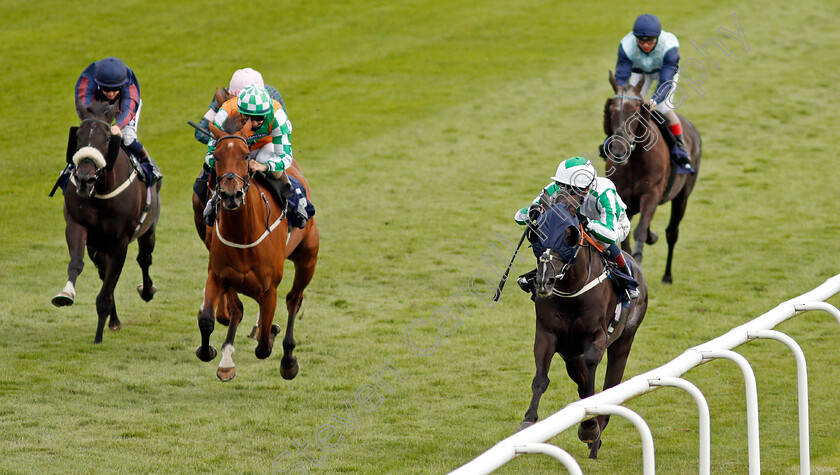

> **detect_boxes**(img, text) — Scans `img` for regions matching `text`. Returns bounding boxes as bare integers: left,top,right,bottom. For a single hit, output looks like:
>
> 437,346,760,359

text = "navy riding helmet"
94,57,129,89
633,14,661,38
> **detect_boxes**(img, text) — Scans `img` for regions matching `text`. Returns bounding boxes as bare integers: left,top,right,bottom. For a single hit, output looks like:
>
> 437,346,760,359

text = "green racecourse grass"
1,0,839,473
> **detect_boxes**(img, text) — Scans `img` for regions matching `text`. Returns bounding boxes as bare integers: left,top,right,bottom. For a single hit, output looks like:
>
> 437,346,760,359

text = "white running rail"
450,274,840,475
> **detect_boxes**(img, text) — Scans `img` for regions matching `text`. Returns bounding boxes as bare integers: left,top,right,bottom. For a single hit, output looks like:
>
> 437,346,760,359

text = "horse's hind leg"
278,227,319,380
217,297,244,382
662,191,690,284
53,218,86,307
520,326,556,431
135,228,157,302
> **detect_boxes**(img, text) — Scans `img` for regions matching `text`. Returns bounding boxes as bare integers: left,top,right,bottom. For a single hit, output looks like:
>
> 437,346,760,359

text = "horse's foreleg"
520,327,556,431
53,217,87,307
572,335,607,456
254,289,278,360
93,245,128,344
217,297,244,382
196,272,222,362
662,192,690,284
135,228,157,302
631,194,660,263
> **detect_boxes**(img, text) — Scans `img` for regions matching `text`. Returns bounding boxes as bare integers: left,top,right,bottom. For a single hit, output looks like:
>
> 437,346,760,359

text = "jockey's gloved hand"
527,204,542,223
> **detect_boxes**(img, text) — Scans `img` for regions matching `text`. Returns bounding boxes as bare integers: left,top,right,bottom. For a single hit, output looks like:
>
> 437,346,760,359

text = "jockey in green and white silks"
514,157,639,300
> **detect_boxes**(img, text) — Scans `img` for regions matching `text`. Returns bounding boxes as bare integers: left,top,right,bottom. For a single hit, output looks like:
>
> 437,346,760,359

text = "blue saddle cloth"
287,175,315,229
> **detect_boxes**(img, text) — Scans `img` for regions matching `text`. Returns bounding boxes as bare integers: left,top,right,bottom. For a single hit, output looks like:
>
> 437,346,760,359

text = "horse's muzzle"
219,189,244,210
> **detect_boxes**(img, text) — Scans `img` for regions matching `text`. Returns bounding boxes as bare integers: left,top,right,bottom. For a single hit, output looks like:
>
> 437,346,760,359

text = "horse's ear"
104,134,122,170
608,71,619,93
208,122,224,140
603,99,614,135
76,98,89,119
239,118,253,137
565,225,581,247
215,87,235,105
631,79,644,96
66,127,79,164
103,102,119,123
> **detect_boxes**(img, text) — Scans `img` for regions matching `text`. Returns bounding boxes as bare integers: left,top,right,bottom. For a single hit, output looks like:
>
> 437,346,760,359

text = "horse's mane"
603,98,614,135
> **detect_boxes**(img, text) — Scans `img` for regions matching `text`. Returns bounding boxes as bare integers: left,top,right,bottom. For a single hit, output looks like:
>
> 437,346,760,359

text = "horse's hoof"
578,420,601,443
216,366,237,382
195,346,217,362
517,421,535,432
137,284,157,302
280,357,299,380
248,325,259,340
662,274,673,284
646,231,659,245
588,438,602,459
52,292,74,307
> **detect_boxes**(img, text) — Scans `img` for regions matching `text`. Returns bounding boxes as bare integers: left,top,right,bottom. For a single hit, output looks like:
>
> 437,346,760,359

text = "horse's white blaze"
219,343,235,369
61,281,76,299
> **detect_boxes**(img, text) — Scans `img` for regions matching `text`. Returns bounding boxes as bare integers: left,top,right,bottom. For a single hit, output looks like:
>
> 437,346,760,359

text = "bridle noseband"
214,134,254,197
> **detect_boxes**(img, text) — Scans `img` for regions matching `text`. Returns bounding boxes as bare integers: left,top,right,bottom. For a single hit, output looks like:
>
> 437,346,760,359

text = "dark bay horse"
195,115,319,381
53,100,161,343
603,71,701,283
519,203,647,459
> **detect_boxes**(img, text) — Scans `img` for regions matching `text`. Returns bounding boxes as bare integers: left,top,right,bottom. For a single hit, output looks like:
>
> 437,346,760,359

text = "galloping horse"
519,202,647,459
603,71,701,283
195,114,319,381
53,100,161,343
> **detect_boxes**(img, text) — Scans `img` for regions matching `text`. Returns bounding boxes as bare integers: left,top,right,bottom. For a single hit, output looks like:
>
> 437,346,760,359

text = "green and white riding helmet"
237,85,272,117
551,157,597,193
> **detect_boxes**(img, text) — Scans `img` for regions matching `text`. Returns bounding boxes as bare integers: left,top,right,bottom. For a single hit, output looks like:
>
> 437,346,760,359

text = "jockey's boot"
130,142,163,186
619,263,641,300
203,192,219,226
277,171,294,201
673,134,695,175
606,244,640,300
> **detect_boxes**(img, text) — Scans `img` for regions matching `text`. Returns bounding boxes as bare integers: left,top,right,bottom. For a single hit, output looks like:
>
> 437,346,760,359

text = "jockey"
614,14,694,174
193,68,285,145
514,157,640,300
204,85,309,226
192,68,284,207
74,57,162,185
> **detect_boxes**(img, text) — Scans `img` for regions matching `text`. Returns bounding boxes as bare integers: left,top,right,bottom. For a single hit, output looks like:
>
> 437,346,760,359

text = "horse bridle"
611,92,645,154
72,117,118,192
213,134,255,198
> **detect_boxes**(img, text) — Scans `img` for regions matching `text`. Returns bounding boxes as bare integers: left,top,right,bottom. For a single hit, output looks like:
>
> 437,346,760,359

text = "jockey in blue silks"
615,14,694,174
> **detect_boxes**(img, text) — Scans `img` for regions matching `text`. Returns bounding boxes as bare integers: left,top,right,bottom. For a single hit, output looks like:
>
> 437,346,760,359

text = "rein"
71,118,137,199
211,134,287,249
540,235,609,298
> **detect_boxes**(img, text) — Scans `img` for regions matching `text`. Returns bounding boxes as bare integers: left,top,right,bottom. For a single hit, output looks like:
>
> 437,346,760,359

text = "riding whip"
492,227,530,302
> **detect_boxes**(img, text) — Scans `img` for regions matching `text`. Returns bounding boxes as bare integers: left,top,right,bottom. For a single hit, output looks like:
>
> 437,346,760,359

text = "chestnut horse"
195,115,319,381
52,100,161,343
519,202,647,459
603,71,701,283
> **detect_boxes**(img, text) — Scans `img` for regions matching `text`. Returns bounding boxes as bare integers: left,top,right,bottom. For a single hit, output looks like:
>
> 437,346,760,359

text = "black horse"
603,71,701,283
519,202,647,459
52,100,162,343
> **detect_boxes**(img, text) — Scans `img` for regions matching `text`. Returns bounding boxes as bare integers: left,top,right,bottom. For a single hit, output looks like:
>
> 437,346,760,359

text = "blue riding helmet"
633,14,661,38
95,57,129,88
